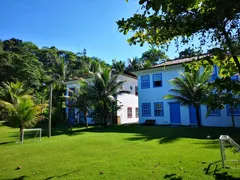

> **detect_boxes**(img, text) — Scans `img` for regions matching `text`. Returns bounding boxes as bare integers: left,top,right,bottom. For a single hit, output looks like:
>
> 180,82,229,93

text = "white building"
132,57,240,127
64,73,139,125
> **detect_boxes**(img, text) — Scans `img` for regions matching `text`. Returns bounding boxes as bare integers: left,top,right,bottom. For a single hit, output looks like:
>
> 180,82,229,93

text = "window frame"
142,103,151,117
154,102,164,116
227,104,240,116
135,107,139,118
207,107,221,116
153,73,163,88
127,107,132,118
141,75,150,89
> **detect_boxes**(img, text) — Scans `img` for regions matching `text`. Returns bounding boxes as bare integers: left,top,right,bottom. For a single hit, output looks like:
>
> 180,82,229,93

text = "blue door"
189,105,200,125
169,102,181,124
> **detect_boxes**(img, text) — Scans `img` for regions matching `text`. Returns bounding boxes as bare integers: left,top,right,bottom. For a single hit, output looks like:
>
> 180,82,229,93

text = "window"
68,88,75,104
141,75,150,89
130,86,133,90
153,73,162,87
127,107,132,118
142,103,151,117
136,107,139,118
135,86,138,96
207,107,220,116
154,102,164,116
227,105,240,116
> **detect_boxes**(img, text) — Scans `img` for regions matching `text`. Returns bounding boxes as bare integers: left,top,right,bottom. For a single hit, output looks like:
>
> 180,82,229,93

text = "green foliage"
141,47,168,65
0,38,110,124
117,0,240,73
0,81,47,129
0,95,47,129
179,48,203,58
112,59,125,73
0,81,32,104
203,77,240,127
164,69,212,126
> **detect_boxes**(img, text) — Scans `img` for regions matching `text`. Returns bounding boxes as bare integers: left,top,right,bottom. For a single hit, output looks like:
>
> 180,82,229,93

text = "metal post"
219,139,225,168
48,83,53,138
40,129,42,141
21,130,24,144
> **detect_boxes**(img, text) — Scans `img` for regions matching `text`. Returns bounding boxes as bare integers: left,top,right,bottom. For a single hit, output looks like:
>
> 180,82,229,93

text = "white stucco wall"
117,75,139,124
135,65,240,127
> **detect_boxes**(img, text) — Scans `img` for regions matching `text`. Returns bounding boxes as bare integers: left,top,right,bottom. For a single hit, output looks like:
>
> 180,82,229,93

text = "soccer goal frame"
20,128,42,144
219,135,240,168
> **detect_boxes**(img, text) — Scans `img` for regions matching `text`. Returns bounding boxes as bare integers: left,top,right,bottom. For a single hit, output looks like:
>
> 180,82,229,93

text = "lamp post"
48,83,53,138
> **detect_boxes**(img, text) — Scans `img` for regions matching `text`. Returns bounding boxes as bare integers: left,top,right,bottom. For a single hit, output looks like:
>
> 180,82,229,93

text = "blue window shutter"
142,103,151,117
141,75,150,89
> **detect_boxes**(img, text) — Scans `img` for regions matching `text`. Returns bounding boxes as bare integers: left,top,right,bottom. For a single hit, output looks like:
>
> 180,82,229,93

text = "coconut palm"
164,69,212,127
0,81,32,104
0,81,47,140
112,59,125,73
89,68,130,127
126,57,142,71
0,95,47,140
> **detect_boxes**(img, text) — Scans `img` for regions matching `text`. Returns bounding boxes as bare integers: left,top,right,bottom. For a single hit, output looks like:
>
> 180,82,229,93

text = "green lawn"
0,121,240,180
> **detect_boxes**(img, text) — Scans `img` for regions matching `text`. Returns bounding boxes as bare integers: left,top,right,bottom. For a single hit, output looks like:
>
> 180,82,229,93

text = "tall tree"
141,48,168,65
164,69,212,127
179,48,203,58
117,0,240,75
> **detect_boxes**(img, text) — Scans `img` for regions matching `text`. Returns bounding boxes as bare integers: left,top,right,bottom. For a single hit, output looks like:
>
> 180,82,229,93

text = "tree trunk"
20,125,23,142
195,105,201,127
84,110,88,128
103,101,108,127
230,105,235,128
232,56,240,75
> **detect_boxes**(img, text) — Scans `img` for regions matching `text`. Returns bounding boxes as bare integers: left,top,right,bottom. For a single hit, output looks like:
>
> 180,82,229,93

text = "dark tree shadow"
214,172,240,180
6,176,27,180
65,124,240,145
164,173,183,180
3,121,240,146
0,141,14,145
44,169,80,179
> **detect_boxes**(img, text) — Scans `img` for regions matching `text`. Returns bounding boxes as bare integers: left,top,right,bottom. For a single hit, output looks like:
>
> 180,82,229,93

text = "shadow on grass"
0,141,14,145
6,175,27,180
44,169,80,180
203,161,240,180
214,172,240,180
3,121,240,146
164,173,183,180
67,124,240,145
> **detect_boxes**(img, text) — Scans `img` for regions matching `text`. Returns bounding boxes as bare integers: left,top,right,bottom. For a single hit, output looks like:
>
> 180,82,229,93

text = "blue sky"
0,0,205,64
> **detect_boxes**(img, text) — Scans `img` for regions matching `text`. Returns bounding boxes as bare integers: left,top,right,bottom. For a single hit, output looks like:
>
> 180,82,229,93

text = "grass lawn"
0,121,240,180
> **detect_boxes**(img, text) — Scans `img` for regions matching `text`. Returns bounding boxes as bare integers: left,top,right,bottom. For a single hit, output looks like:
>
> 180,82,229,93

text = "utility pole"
48,83,53,137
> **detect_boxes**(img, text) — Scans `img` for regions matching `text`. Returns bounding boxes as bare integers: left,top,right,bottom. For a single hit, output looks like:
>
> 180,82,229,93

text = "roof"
131,54,211,72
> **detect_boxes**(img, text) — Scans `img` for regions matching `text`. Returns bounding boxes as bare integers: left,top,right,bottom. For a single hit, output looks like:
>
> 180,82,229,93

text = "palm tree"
89,68,130,127
126,57,142,71
164,69,212,127
0,81,32,104
69,80,92,128
0,95,47,141
112,59,125,73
